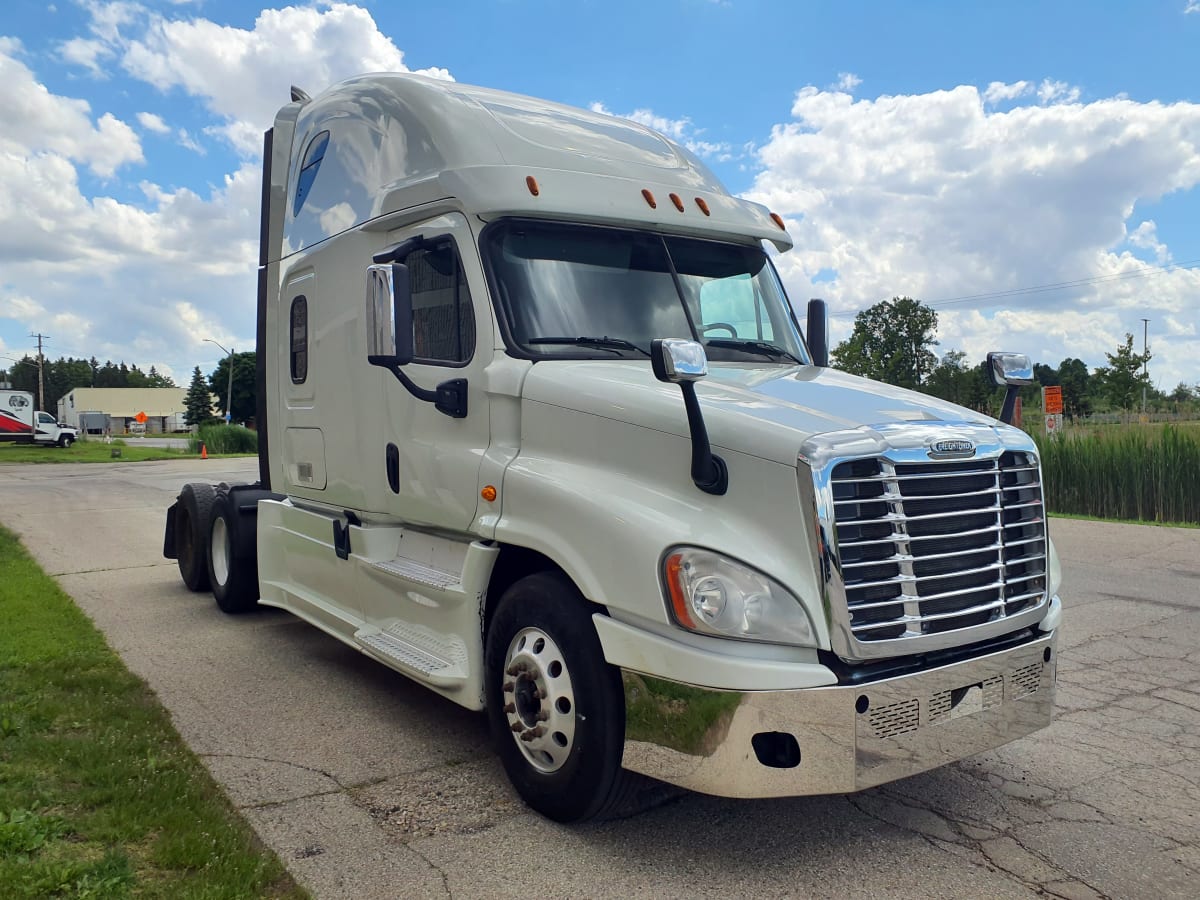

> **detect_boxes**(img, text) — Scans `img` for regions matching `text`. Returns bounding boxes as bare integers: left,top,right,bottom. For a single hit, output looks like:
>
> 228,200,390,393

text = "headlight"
663,548,816,647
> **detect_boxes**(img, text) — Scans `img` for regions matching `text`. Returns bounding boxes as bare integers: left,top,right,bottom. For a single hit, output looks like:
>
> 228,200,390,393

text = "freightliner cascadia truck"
164,74,1060,823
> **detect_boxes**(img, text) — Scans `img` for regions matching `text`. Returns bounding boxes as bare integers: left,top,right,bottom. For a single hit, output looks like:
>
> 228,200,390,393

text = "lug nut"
504,703,516,714
510,722,523,733
502,682,514,692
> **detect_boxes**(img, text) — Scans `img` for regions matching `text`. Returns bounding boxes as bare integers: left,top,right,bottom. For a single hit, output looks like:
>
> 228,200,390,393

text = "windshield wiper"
704,339,803,365
527,336,650,357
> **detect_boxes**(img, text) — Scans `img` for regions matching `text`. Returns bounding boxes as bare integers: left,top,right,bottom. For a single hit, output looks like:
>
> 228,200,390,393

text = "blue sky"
1,0,1198,391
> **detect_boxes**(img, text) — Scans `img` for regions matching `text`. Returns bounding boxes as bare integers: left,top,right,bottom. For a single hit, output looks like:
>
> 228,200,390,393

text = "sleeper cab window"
290,295,308,383
404,241,475,365
293,130,330,217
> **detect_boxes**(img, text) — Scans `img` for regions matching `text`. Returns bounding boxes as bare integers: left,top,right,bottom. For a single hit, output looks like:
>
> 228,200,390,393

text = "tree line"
0,353,258,426
830,297,1198,418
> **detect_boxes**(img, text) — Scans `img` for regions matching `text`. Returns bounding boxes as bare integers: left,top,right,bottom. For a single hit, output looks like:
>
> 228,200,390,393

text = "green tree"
1056,358,1093,419
830,296,938,389
209,351,257,423
1094,334,1151,411
184,367,215,426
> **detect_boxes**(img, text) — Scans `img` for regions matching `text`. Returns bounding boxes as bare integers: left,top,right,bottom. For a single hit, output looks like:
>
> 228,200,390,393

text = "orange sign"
1043,386,1063,415
134,411,148,423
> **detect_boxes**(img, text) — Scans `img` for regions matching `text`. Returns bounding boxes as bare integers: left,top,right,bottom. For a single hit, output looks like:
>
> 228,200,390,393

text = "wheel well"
484,545,566,632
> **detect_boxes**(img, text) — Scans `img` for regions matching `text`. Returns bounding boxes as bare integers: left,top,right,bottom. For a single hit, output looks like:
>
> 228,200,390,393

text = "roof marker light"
669,193,685,212
642,189,657,209
526,176,540,196
770,212,786,230
695,198,711,216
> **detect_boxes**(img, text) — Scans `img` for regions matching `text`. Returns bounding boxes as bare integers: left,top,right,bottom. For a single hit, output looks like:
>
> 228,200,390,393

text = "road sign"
134,411,148,424
1045,413,1063,436
1043,386,1063,415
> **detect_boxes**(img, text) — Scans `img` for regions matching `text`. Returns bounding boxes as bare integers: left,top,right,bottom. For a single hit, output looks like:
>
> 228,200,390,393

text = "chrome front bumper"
620,630,1056,798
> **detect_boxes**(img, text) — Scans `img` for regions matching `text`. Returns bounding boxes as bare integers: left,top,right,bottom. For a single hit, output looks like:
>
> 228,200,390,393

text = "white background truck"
164,74,1060,823
0,389,78,447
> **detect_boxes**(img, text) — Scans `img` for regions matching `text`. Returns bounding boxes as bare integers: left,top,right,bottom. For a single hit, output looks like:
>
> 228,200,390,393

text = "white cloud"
0,39,142,177
1186,1,1199,14
983,81,1031,104
749,82,1200,387
68,2,453,155
833,72,862,93
136,111,170,134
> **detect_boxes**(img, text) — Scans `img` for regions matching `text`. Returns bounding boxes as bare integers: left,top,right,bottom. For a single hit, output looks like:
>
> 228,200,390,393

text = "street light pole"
204,338,235,424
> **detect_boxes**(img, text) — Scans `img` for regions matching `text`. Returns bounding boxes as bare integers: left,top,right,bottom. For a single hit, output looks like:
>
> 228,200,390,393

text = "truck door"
378,213,492,533
34,411,57,443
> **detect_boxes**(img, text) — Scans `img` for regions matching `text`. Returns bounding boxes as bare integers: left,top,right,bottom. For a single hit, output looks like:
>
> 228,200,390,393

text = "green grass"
0,440,250,464
0,525,305,899
1036,423,1200,525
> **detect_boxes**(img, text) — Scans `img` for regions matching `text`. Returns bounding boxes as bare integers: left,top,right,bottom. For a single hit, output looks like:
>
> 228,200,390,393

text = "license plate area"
928,674,1003,726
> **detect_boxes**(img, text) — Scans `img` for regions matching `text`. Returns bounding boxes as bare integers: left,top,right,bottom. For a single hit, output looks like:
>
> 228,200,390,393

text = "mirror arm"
384,366,468,419
999,385,1020,426
679,381,728,495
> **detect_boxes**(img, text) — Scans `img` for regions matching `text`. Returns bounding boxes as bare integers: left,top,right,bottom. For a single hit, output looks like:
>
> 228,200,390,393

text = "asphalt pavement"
0,457,1197,899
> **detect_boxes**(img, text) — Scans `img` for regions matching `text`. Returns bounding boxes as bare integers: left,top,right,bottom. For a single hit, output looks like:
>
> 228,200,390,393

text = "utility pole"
31,332,48,412
1140,318,1150,416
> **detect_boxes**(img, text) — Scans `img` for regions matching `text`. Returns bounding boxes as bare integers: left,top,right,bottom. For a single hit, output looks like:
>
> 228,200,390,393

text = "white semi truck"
0,389,78,447
164,74,1060,822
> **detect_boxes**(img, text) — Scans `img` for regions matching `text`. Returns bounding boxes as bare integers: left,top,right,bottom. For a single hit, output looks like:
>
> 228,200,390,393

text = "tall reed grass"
188,423,258,455
1036,424,1200,524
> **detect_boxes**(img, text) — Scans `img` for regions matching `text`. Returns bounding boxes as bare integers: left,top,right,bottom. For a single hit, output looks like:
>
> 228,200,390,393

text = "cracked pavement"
1,458,1197,898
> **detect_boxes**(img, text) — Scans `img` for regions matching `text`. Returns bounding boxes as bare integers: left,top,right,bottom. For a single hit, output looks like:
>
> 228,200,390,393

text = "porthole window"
290,295,308,383
293,131,330,217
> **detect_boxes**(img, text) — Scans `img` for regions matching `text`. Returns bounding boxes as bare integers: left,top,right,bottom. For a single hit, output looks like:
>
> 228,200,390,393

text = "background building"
57,387,201,434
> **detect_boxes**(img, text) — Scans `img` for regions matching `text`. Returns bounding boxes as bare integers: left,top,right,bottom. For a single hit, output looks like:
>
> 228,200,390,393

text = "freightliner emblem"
930,438,976,458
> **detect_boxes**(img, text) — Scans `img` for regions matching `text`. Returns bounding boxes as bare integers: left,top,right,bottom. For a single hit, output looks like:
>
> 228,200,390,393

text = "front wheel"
58,434,74,448
485,571,633,822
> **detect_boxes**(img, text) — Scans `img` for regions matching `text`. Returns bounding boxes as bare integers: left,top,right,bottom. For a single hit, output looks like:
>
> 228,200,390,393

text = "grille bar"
830,450,1048,645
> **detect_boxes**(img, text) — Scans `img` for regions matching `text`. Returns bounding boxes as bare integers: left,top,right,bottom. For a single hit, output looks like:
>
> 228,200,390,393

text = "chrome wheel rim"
210,516,230,587
502,627,576,773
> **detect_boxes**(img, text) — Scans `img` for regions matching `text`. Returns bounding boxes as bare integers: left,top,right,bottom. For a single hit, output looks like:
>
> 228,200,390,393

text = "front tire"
58,434,74,448
207,490,260,614
485,571,632,822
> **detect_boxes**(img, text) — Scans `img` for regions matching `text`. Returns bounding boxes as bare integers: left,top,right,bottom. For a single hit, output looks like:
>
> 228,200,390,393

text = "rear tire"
207,490,260,614
175,483,215,591
485,571,633,822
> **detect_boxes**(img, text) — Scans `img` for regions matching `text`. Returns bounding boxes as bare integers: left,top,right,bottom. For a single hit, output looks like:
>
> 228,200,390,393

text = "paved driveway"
1,458,1197,898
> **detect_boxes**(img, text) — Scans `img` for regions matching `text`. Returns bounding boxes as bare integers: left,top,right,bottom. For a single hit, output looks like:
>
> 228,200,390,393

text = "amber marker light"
664,552,697,629
481,485,498,502
526,176,540,196
641,188,657,209
695,197,711,216
770,212,786,230
669,193,685,212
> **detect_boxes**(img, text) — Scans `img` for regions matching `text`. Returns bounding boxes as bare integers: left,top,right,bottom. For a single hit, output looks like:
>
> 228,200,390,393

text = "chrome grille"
831,451,1047,643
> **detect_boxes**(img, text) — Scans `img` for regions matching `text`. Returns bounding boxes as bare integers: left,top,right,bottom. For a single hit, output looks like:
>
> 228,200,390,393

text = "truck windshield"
484,220,809,364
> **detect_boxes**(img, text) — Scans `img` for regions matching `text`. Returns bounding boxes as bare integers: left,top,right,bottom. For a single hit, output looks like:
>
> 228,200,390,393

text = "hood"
521,360,1007,466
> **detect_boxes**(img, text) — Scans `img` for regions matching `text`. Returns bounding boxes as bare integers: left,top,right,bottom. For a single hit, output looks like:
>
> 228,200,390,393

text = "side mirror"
651,339,727,495
651,338,708,383
986,352,1033,426
366,263,414,367
986,352,1033,387
806,298,828,367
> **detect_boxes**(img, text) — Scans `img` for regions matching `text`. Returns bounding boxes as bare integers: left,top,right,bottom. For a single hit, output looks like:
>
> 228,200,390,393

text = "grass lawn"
0,441,247,464
0,525,305,899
